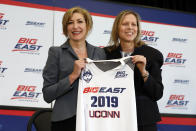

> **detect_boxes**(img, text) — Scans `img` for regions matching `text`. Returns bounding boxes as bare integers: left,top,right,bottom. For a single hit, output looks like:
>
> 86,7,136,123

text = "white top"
121,51,133,57
76,57,138,131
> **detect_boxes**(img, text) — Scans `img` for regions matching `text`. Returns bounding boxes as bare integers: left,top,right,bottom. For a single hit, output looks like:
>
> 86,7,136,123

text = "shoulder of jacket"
49,46,61,52
48,46,62,58
137,45,163,66
141,45,163,56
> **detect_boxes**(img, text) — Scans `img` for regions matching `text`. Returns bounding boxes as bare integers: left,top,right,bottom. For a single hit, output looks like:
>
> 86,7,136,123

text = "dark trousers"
138,124,157,131
51,116,76,131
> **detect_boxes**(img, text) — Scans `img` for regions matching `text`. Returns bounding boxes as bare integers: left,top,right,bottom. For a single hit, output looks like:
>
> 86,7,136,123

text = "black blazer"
104,45,164,125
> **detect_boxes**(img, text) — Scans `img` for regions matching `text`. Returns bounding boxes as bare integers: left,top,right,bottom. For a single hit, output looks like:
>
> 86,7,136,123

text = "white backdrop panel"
1,4,196,114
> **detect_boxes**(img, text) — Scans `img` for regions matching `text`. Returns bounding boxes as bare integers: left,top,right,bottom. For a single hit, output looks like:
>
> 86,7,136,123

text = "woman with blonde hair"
104,10,164,131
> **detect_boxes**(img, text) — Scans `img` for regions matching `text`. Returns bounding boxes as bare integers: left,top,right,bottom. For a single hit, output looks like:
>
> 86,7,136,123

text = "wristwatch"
142,71,149,79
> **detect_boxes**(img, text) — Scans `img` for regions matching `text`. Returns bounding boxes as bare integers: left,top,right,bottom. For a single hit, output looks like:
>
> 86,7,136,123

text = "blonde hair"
109,10,145,51
62,6,93,37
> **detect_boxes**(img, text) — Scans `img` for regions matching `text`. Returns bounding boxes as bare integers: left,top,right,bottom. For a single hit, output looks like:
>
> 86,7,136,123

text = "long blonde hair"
108,10,145,51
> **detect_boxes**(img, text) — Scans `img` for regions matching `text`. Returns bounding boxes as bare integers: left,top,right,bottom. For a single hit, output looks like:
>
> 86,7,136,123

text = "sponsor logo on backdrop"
165,94,189,110
24,68,43,74
164,52,187,67
0,60,8,77
141,30,159,46
173,79,189,85
172,38,187,43
103,30,111,34
11,85,42,102
25,21,45,27
0,13,9,30
12,37,43,55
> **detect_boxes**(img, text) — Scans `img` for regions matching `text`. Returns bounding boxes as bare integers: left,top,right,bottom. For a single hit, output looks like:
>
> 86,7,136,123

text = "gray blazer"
42,40,106,122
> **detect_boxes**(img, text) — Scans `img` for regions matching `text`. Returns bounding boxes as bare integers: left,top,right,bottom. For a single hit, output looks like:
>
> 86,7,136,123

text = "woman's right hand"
69,59,86,84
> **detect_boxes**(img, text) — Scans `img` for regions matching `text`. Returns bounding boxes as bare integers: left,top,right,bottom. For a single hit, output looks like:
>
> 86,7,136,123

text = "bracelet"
142,71,149,78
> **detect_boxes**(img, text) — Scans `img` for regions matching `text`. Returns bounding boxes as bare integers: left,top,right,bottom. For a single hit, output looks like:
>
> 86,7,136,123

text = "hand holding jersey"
69,59,86,85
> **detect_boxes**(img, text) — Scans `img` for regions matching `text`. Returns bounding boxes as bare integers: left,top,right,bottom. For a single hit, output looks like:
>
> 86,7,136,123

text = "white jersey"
76,56,138,131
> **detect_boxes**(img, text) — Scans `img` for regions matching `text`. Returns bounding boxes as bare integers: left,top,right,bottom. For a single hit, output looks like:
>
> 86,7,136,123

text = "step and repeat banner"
0,4,53,108
1,3,196,115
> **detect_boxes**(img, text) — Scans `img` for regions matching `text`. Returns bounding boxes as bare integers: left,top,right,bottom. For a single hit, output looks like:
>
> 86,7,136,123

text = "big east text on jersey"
83,87,126,94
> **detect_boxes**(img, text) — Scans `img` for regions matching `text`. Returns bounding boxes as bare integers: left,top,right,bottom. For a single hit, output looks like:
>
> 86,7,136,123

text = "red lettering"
29,39,37,45
83,87,99,93
17,85,36,92
18,38,26,44
18,38,37,44
0,13,4,19
167,53,182,58
169,95,184,100
141,30,154,36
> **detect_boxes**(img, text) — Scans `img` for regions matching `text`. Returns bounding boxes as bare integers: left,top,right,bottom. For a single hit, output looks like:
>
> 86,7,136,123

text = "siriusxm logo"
174,79,189,84
26,21,45,27
115,71,128,78
82,69,93,83
172,38,187,43
103,30,111,34
24,68,43,74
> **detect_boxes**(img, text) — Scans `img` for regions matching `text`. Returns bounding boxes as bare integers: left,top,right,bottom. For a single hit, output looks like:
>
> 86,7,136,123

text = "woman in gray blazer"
42,7,106,131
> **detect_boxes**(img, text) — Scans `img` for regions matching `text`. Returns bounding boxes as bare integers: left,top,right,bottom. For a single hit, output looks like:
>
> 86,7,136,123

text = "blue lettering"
29,45,36,50
21,92,28,97
142,36,159,42
0,67,7,73
165,58,170,63
14,44,42,51
113,88,120,93
165,58,186,64
99,87,106,93
13,91,21,96
14,44,22,49
21,44,28,50
167,100,189,106
0,19,9,25
28,92,35,97
105,88,113,93
35,93,41,98
99,87,126,93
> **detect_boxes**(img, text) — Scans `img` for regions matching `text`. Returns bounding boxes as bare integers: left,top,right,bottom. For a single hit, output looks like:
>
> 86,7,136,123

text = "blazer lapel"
86,41,95,59
61,40,78,59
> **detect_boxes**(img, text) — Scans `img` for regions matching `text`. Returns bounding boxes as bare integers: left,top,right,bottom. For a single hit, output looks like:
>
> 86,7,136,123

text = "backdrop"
0,0,196,116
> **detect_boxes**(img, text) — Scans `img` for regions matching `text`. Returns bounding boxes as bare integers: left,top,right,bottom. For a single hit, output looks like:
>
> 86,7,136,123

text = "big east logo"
0,13,9,30
165,95,189,109
12,38,43,54
141,30,159,44
83,87,126,94
164,53,187,66
11,85,42,102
